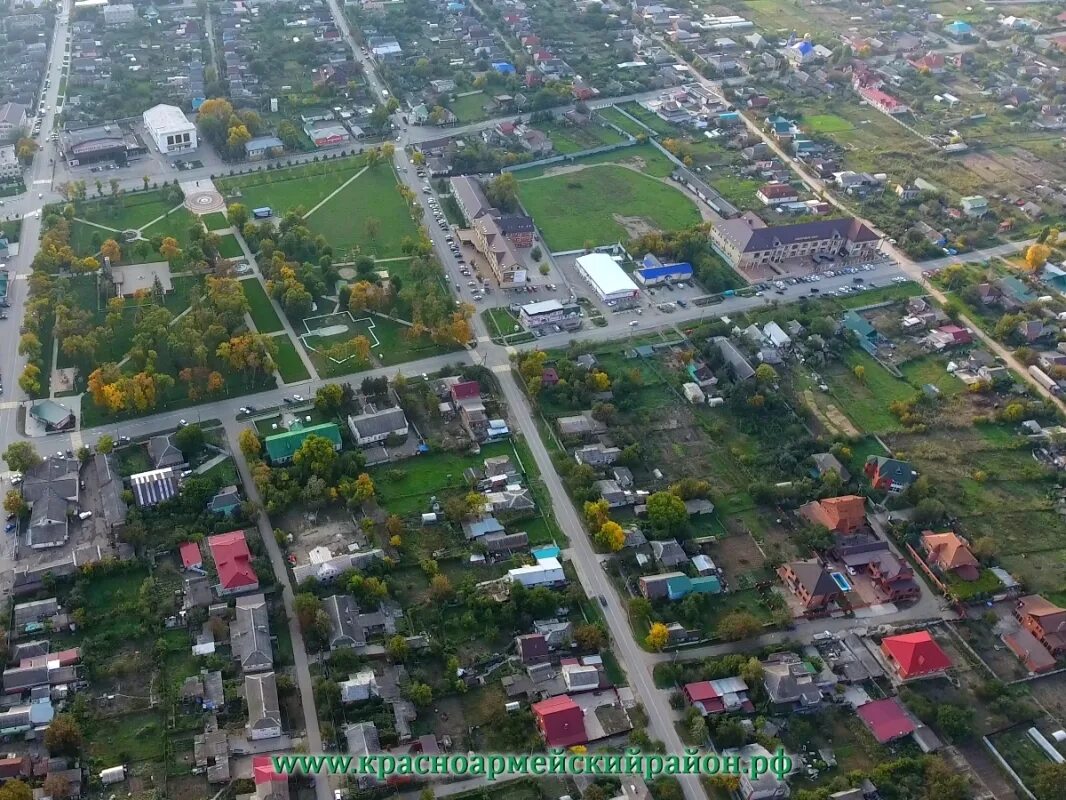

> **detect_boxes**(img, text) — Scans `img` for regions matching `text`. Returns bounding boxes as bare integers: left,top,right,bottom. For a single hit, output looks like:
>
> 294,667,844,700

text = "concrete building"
0,103,27,140
143,104,197,155
347,407,409,447
574,252,640,303
710,212,880,271
245,672,282,740
0,145,21,181
103,3,137,25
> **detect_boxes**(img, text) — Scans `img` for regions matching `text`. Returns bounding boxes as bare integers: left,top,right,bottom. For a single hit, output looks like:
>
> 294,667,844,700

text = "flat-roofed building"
143,104,197,155
574,253,639,303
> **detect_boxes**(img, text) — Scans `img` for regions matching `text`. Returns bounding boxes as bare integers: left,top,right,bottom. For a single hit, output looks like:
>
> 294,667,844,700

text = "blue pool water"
830,571,852,591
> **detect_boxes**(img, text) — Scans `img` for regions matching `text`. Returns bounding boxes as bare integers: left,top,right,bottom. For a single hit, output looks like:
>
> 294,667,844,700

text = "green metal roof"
690,575,723,594
264,423,342,462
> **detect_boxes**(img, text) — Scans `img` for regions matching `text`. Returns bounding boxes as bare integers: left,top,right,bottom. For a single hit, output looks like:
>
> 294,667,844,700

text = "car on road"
293,394,304,402
810,287,820,293
283,398,295,405
893,276,907,283
4,522,15,533
10,473,22,485
598,595,608,607
178,419,187,427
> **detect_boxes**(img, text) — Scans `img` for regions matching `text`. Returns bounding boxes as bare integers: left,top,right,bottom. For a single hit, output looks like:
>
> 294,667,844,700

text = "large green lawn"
518,164,700,250
216,155,367,216
447,91,490,123
240,278,283,333
804,114,855,134
200,212,229,231
304,163,418,258
78,189,181,231
596,106,648,137
301,314,457,377
820,349,915,434
537,121,627,154
513,142,677,179
216,234,244,259
273,334,311,383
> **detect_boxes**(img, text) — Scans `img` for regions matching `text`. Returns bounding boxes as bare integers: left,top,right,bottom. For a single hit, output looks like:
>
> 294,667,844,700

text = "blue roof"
637,262,694,281
690,575,722,594
946,20,972,33
531,545,560,561
666,575,692,599
792,41,814,54
492,62,516,73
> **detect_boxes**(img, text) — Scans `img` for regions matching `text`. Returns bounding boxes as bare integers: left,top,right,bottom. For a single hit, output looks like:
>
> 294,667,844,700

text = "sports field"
216,155,368,215
517,164,700,250
303,163,417,258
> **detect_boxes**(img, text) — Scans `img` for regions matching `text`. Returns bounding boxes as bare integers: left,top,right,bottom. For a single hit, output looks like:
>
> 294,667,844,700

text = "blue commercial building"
635,253,694,286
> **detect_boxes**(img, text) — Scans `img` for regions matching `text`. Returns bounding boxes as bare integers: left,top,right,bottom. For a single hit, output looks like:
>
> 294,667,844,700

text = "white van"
78,511,93,520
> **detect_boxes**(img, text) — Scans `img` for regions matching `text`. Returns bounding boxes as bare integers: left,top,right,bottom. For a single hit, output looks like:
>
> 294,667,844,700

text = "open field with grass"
537,121,627,154
806,348,915,434
448,91,490,123
216,234,244,259
597,105,648,137
513,142,676,179
517,164,700,250
373,440,516,516
273,334,311,383
241,277,284,333
216,155,367,215
300,313,458,377
78,189,181,231
201,212,229,230
304,163,417,258
617,101,676,136
804,114,855,134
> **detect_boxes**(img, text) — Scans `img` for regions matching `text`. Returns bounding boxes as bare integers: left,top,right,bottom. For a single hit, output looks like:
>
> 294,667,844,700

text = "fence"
502,138,638,174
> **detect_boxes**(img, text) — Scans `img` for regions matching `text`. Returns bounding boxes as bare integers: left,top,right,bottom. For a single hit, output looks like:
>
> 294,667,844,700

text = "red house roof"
758,183,796,199
532,695,587,748
207,530,258,591
857,697,915,743
253,756,287,784
881,631,952,679
451,380,482,401
180,541,203,569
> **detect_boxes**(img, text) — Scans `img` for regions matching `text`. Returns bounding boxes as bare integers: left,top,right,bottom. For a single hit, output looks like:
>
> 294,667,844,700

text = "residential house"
1014,595,1066,655
208,530,259,596
777,560,842,613
920,531,980,581
798,495,866,534
864,457,917,494
556,412,608,439
208,486,242,516
148,434,186,469
232,593,273,673
810,453,850,482
534,619,572,648
762,652,823,710
451,381,489,440
245,672,282,740
651,539,687,568
532,695,587,748
880,631,952,680
960,195,988,218
347,407,409,447
129,467,183,508
21,456,80,550
574,443,621,467
340,670,378,703
756,183,799,206
683,677,753,715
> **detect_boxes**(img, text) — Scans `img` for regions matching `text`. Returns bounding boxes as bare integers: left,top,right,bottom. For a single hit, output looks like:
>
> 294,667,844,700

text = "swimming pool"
830,571,852,591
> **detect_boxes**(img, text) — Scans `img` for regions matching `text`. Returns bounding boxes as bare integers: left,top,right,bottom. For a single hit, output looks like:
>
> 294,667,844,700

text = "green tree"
715,611,762,641
405,681,433,707
239,429,262,460
43,714,82,756
645,622,670,651
4,490,26,517
174,424,206,457
1033,763,1066,800
755,363,778,384
386,634,409,662
227,203,250,229
292,433,338,478
96,434,114,454
315,383,344,413
3,442,42,473
646,491,688,531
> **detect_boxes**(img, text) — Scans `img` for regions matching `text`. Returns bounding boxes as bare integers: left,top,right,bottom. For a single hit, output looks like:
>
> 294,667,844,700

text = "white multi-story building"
0,145,21,181
142,104,197,155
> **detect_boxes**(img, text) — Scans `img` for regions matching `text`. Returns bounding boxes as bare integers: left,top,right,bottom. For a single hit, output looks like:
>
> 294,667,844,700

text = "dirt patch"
708,533,767,588
612,213,656,238
803,389,861,437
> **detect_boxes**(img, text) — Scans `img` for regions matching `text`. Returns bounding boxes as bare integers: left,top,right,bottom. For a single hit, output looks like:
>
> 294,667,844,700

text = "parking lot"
749,263,886,299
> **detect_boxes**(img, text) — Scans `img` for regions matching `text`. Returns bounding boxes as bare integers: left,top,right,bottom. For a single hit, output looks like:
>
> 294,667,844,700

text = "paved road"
224,417,331,800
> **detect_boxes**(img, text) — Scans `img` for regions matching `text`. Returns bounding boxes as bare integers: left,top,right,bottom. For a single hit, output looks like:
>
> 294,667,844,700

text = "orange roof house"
1014,595,1066,655
798,495,866,534
920,531,980,581
881,631,952,680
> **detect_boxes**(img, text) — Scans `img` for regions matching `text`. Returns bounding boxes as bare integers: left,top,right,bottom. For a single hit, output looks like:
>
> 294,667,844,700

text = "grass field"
513,142,676,179
517,164,700,250
617,101,676,136
305,163,417,258
708,174,763,210
216,155,367,215
805,114,855,134
78,189,180,231
240,278,284,333
448,92,490,123
373,440,515,515
597,106,649,137
201,212,229,230
816,349,915,434
216,234,243,259
273,334,311,383
536,121,627,154
301,314,457,377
